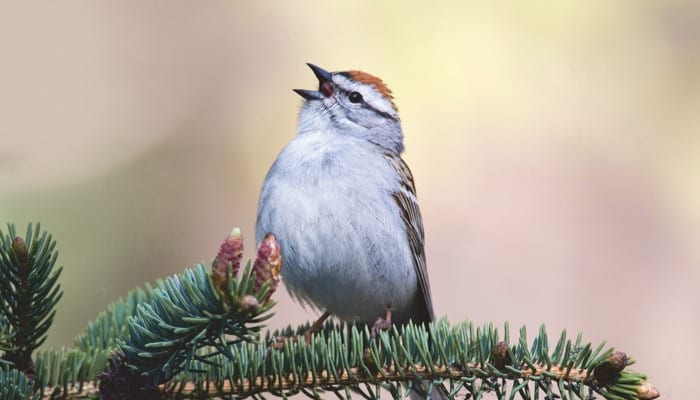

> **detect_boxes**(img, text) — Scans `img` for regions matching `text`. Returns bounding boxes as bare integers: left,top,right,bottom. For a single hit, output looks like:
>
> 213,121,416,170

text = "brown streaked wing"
386,153,434,323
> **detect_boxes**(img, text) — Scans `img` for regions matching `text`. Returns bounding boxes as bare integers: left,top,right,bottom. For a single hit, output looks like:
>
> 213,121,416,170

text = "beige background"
1,1,698,398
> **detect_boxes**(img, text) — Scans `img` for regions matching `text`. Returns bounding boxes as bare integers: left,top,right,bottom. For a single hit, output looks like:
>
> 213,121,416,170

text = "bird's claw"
269,311,331,350
371,307,393,340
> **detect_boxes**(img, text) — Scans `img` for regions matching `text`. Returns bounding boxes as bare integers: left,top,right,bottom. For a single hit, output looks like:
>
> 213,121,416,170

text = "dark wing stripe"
386,153,435,322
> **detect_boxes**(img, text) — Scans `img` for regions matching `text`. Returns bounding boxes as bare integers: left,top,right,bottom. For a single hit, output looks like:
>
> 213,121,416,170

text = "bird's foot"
270,335,299,350
371,307,393,340
270,311,331,350
364,307,394,369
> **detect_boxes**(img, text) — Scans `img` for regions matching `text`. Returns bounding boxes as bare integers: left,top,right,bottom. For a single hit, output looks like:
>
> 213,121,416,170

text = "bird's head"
294,63,404,154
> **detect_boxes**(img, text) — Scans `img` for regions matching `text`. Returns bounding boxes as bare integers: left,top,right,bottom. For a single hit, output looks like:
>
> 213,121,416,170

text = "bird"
256,63,435,333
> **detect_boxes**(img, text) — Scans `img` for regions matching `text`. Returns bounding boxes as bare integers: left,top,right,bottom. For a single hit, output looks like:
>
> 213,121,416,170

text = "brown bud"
238,294,259,314
252,232,282,301
98,353,160,400
12,236,28,266
211,228,244,302
490,341,511,370
593,350,628,385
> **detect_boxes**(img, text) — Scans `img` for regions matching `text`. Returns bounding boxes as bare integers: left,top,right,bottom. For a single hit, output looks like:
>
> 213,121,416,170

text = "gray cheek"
342,107,374,128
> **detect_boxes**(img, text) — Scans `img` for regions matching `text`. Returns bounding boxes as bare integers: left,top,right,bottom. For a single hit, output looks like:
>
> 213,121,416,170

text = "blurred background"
1,1,697,397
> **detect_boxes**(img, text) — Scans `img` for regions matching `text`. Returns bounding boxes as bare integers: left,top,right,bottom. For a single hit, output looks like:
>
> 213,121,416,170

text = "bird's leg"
303,310,331,343
363,306,395,366
371,305,393,340
272,311,331,349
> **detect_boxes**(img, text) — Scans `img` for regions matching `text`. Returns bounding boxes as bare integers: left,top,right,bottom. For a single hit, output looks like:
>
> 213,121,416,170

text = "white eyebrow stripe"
332,74,398,118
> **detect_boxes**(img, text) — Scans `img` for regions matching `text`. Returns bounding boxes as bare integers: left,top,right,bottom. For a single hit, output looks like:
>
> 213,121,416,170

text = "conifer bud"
238,294,259,313
11,236,28,266
98,353,160,400
212,228,244,301
252,233,282,301
490,341,511,370
637,382,660,400
593,350,628,385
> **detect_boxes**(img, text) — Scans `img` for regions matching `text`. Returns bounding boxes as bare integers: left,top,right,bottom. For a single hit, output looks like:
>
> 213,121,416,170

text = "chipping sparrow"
256,63,435,329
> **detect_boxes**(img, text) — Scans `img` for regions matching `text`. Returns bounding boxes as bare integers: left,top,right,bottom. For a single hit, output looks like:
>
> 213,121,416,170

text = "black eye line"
360,100,397,122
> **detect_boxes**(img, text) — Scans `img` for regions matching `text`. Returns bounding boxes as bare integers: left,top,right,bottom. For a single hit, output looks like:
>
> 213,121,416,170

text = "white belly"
256,134,418,323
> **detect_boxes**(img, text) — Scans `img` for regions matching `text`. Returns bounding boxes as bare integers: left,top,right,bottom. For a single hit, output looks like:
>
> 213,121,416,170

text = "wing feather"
386,153,434,323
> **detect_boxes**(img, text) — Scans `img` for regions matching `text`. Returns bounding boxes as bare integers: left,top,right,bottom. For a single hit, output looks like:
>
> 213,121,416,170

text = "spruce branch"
1,364,39,400
0,223,63,373
0,224,660,400
34,347,109,399
155,321,659,400
114,230,280,388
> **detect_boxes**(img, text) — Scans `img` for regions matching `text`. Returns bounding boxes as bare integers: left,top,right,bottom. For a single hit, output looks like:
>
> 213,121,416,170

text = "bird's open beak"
307,63,332,83
293,63,333,100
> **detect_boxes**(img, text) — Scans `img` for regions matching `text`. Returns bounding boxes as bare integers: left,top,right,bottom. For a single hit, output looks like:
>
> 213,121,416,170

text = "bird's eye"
348,91,363,103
